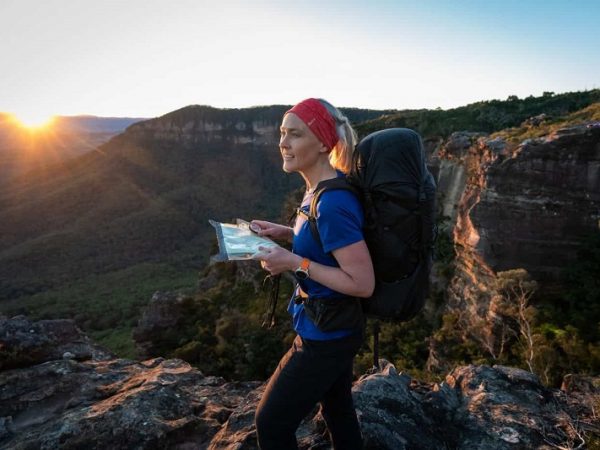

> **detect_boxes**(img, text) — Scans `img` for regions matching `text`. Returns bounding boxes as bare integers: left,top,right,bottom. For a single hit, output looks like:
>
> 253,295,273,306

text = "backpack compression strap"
304,177,359,252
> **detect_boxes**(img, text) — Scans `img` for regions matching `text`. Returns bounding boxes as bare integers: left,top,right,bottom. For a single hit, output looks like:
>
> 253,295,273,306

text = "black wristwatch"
294,258,310,280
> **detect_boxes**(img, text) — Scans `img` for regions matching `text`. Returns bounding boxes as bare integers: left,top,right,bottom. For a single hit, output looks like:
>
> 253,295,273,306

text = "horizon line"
2,87,598,120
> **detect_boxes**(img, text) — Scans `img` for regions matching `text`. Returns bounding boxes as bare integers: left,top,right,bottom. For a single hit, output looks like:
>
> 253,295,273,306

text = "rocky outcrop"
437,123,600,280
435,131,487,223
133,261,263,359
0,355,261,449
0,315,113,371
431,122,600,369
1,317,598,449
132,291,192,359
468,124,600,278
355,361,598,450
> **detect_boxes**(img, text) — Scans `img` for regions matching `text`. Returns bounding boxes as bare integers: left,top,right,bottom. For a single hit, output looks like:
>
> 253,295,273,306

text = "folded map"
209,219,279,262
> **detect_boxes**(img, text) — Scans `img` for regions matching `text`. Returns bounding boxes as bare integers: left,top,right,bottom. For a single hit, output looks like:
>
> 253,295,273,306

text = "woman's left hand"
254,246,302,276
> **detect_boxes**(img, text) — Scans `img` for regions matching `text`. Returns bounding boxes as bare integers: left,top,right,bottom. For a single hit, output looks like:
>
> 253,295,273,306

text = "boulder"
0,315,113,370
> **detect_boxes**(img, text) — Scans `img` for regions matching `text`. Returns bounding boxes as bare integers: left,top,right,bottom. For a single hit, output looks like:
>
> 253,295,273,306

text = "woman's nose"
279,135,289,148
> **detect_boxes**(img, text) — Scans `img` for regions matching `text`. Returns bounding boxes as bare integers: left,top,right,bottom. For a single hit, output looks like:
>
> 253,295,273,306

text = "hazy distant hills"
51,116,146,133
0,114,144,185
0,113,144,141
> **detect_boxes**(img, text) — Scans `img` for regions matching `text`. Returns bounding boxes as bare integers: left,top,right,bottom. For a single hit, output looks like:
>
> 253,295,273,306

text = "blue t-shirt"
287,180,365,340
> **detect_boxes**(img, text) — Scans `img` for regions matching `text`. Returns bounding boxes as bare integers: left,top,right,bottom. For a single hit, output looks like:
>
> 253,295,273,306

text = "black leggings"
255,332,364,450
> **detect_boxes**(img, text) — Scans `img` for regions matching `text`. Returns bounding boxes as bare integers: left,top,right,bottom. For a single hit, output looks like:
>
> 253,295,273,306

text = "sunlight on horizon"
10,112,56,131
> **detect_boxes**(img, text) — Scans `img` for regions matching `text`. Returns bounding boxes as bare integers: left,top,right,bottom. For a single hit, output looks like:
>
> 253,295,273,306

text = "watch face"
295,269,309,280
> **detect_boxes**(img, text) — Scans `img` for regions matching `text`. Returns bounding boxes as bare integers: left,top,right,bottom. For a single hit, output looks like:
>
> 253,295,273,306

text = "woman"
252,98,375,450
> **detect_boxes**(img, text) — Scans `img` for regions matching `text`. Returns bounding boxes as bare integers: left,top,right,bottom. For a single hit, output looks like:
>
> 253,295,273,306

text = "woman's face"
279,113,327,174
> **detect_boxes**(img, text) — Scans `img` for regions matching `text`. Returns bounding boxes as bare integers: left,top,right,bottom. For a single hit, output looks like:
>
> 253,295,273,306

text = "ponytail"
318,99,358,174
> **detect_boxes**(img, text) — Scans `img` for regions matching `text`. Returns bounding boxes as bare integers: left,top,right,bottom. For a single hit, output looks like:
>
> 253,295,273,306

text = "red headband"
285,98,338,150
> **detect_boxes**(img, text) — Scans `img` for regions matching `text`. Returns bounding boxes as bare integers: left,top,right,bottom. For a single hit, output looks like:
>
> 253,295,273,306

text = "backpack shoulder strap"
307,177,359,251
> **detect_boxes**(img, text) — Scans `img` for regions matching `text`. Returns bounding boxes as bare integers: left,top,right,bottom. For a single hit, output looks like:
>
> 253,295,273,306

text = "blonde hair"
318,99,358,174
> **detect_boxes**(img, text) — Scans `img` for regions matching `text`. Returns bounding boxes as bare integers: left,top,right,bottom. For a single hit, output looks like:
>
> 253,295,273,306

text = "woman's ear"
318,142,330,154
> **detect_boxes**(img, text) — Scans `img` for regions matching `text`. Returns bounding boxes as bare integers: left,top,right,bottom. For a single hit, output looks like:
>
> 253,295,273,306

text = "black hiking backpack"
306,128,437,322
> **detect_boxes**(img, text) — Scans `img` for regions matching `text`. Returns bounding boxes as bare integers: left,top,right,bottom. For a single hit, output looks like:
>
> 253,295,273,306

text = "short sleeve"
315,189,364,254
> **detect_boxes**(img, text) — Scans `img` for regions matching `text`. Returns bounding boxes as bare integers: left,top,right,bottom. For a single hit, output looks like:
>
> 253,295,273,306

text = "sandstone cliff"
440,124,600,279
1,316,597,449
430,119,600,374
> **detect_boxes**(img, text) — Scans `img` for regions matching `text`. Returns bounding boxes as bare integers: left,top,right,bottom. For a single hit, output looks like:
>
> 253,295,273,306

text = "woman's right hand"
250,220,293,243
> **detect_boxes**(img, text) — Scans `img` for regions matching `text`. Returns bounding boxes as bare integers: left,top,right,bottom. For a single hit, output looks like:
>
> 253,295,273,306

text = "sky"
1,0,599,122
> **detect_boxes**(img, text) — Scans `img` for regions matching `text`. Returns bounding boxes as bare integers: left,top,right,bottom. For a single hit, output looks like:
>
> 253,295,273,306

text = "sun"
11,112,56,130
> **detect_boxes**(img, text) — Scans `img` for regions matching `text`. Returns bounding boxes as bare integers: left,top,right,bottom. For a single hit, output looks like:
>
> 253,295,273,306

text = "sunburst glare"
11,112,55,130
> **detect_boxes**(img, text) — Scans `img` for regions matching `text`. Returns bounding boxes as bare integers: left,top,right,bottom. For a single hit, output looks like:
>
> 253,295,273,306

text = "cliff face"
125,106,284,146
1,316,597,449
432,122,600,366
439,123,600,279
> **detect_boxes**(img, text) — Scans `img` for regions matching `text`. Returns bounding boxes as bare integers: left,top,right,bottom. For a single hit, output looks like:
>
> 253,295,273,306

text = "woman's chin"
282,162,296,173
